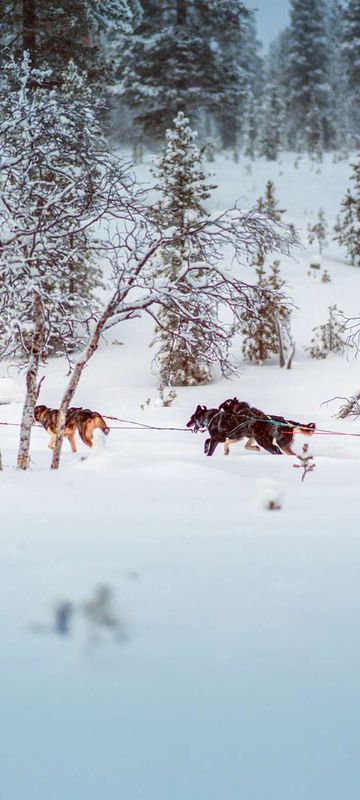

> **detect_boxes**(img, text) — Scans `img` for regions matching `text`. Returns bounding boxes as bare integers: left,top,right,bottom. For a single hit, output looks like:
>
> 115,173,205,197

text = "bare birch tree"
51,207,297,468
0,55,142,469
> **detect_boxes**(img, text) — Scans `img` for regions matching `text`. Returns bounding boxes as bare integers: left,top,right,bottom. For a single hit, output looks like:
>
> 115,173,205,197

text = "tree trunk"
51,303,116,469
176,0,186,26
286,339,296,370
23,0,36,62
276,317,285,368
17,292,45,470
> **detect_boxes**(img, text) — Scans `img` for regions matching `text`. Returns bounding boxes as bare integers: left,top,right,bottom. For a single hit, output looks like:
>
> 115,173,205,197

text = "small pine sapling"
242,257,293,366
307,305,346,359
257,181,286,222
140,397,151,411
241,254,278,364
334,156,360,266
157,384,177,407
150,112,217,386
307,208,328,253
268,260,294,367
205,141,216,162
321,269,331,283
293,443,316,482
140,384,177,410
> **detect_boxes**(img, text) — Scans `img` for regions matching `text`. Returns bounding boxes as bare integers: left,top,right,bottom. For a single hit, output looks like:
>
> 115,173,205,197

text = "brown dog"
34,405,110,452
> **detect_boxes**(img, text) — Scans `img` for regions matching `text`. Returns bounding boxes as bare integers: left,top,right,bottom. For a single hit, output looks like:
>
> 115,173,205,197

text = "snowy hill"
2,153,360,800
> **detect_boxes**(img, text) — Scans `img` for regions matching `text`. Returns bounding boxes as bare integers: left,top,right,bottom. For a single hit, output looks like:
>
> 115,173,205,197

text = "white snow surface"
2,153,360,800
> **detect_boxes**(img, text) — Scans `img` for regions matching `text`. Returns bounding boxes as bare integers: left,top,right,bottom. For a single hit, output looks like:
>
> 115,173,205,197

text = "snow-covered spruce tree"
243,185,292,365
212,5,258,150
259,55,286,161
241,255,291,365
307,305,346,359
268,259,294,366
149,112,217,385
307,208,328,253
217,7,263,151
261,29,292,151
334,156,360,266
0,57,102,360
114,0,251,141
0,55,138,469
242,96,259,159
0,0,141,83
342,0,360,144
327,0,350,151
287,0,334,154
256,181,286,223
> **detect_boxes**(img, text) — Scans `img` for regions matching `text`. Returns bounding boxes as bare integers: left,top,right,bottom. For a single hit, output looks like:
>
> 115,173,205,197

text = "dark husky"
186,399,315,457
186,404,260,457
34,405,110,452
219,397,316,456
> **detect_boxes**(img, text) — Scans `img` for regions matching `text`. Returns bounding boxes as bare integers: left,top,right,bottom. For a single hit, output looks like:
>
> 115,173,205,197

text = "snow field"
2,153,360,800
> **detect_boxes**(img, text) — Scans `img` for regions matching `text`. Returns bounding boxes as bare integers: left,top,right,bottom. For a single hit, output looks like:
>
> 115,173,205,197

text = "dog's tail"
294,422,316,436
77,411,110,448
97,415,110,436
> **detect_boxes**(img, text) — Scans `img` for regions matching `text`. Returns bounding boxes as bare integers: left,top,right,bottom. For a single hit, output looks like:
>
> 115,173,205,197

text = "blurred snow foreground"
2,152,360,800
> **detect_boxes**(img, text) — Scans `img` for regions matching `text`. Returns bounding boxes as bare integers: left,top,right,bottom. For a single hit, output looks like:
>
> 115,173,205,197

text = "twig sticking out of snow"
293,443,316,482
322,392,360,419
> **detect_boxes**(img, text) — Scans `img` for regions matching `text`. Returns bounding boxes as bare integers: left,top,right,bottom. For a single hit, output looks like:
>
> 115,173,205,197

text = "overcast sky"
247,0,290,47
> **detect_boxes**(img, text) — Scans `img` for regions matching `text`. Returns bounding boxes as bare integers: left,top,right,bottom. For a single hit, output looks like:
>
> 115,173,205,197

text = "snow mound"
0,377,21,404
256,478,283,510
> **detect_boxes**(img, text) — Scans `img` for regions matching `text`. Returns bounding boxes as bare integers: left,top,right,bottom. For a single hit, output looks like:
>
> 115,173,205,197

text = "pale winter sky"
247,0,290,48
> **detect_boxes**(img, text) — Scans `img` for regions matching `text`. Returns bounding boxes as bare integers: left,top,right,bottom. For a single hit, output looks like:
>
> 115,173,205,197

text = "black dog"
219,397,316,456
186,403,261,457
187,399,316,457
222,397,316,456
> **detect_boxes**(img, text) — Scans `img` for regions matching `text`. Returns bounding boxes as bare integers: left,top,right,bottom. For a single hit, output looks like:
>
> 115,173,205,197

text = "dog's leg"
245,437,260,452
252,426,282,455
81,430,93,448
67,433,77,453
47,430,56,450
224,439,230,456
278,442,296,456
206,438,219,456
280,446,296,456
204,438,211,455
276,432,296,456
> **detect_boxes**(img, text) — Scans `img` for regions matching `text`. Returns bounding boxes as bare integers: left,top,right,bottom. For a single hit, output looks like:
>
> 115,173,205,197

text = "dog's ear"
195,404,202,413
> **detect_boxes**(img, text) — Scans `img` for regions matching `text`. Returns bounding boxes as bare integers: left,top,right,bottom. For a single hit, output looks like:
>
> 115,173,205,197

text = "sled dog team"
186,397,315,457
34,396,315,456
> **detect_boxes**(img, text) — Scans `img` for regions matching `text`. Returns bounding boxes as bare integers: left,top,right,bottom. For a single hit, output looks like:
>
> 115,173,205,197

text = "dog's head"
186,404,208,432
34,404,47,423
220,397,251,415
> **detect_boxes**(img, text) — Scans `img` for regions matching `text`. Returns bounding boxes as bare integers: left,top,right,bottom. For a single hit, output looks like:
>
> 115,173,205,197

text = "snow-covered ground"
2,153,360,800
